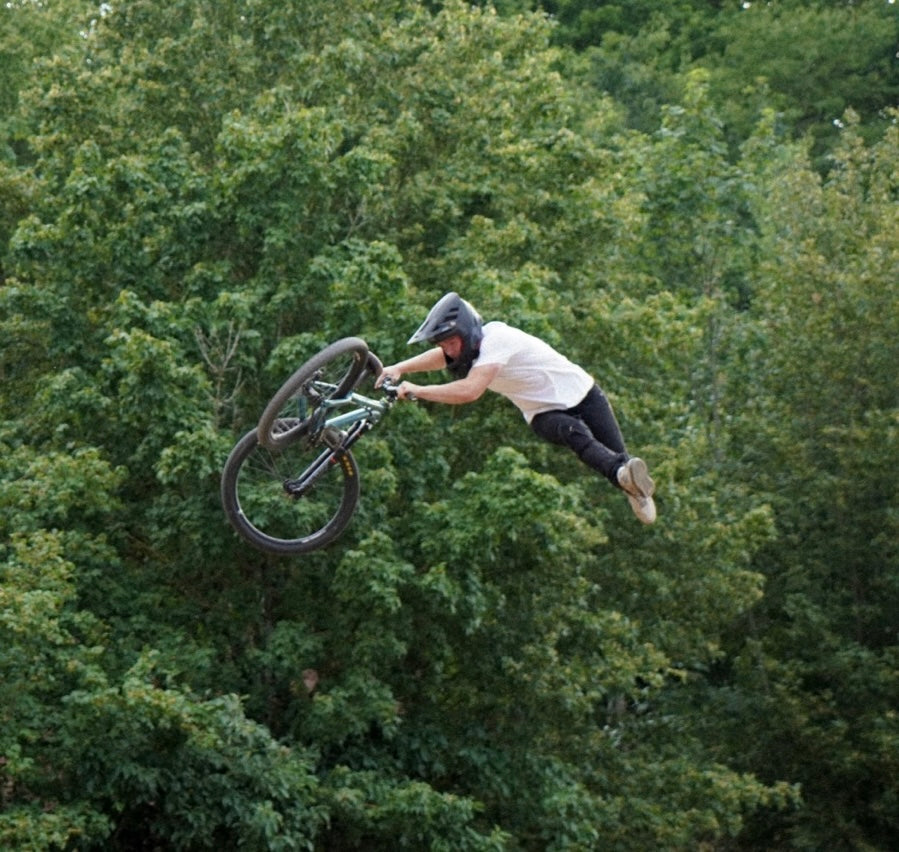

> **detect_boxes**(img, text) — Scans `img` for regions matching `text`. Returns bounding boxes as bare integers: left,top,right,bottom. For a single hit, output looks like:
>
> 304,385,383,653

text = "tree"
5,0,891,847
701,109,899,849
707,0,899,164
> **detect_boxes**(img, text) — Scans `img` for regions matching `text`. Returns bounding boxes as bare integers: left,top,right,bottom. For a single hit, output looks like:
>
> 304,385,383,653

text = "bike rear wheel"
257,337,371,451
221,426,360,555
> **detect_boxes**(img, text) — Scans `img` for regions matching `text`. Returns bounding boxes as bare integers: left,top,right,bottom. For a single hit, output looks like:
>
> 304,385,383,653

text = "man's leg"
569,385,628,474
530,402,627,484
532,387,656,523
575,386,656,523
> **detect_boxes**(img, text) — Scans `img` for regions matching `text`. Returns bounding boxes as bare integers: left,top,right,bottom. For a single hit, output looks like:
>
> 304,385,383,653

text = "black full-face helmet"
408,292,484,378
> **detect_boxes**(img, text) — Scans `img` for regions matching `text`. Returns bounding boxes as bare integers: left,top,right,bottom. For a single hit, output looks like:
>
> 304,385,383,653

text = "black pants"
530,385,628,486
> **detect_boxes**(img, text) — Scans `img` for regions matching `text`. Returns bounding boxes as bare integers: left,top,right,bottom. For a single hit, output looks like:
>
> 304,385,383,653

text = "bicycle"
221,337,403,555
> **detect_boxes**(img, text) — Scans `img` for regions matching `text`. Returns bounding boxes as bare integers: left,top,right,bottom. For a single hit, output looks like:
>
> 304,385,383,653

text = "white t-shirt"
473,321,595,423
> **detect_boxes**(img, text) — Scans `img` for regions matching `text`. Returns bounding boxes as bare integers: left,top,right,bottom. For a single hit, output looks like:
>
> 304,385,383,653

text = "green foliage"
0,527,113,850
1,0,896,848
64,655,326,850
714,111,899,849
319,767,509,850
708,1,899,162
0,0,97,149
529,0,899,165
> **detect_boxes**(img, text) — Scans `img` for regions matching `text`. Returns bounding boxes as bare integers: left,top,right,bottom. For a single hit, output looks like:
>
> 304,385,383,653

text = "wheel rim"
260,344,368,451
226,431,356,551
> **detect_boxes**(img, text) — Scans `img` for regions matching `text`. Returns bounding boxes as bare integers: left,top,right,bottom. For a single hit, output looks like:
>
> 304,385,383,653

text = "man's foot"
625,492,656,524
617,458,656,525
617,457,655,498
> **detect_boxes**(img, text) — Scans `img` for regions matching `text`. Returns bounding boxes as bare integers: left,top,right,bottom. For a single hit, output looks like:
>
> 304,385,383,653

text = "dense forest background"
1,1,897,849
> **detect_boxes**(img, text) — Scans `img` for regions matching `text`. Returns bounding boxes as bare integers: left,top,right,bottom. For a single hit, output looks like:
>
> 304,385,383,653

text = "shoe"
626,492,656,524
617,458,656,525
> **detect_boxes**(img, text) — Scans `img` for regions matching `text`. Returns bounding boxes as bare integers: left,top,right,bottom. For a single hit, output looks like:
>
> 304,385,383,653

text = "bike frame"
283,383,396,498
319,388,393,431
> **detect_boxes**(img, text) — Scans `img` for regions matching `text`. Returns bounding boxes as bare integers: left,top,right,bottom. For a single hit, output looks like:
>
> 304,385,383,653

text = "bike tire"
221,426,361,555
257,337,371,451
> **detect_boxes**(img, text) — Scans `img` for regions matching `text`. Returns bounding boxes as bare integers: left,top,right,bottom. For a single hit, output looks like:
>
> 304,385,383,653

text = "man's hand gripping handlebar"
376,373,417,402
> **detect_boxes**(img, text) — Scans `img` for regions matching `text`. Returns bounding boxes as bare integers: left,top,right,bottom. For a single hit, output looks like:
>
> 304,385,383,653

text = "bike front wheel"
257,337,371,451
221,426,361,555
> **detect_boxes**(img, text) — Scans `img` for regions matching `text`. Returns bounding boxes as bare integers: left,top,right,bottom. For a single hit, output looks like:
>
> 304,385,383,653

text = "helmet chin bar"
444,341,481,379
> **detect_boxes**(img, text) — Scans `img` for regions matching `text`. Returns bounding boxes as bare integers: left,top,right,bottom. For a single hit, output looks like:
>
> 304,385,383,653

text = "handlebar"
379,376,416,402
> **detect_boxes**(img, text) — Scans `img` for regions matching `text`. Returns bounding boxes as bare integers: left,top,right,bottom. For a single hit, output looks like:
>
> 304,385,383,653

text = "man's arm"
400,363,500,404
377,347,447,384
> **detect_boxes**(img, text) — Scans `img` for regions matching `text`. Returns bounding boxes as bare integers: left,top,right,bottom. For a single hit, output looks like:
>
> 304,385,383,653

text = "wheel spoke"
221,429,359,554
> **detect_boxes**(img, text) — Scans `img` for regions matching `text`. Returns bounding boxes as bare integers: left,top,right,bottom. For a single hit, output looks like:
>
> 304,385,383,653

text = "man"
377,292,657,524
